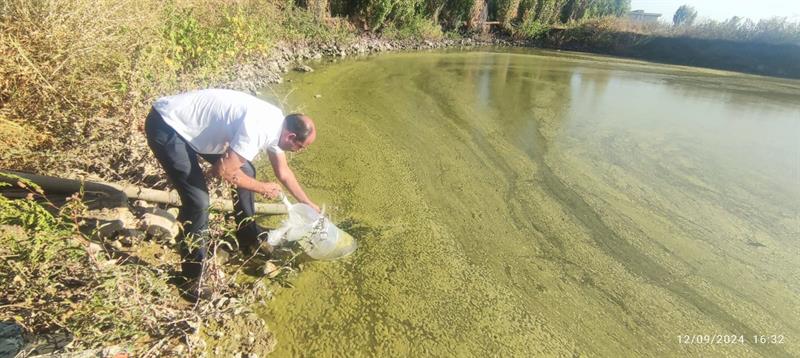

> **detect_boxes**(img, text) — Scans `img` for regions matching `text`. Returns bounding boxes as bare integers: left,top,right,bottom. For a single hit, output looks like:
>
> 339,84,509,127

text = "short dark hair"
284,113,313,141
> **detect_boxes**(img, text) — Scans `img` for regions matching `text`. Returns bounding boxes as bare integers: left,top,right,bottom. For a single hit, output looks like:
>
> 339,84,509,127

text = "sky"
630,0,800,22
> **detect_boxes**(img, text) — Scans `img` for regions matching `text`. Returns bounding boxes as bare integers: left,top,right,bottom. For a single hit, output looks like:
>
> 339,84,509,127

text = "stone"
141,207,179,240
294,65,314,72
85,207,138,239
0,322,23,358
263,262,281,278
132,200,152,210
111,240,125,250
213,249,231,265
20,331,72,356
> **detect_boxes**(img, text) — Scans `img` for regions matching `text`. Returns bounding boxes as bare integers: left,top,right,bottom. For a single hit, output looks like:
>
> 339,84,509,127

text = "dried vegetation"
0,174,305,356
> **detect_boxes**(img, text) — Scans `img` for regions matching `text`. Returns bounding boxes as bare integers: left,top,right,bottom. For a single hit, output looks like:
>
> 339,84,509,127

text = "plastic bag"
267,195,357,260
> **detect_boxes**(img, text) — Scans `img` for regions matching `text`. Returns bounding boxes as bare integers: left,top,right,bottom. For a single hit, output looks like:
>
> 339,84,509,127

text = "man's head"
279,113,316,152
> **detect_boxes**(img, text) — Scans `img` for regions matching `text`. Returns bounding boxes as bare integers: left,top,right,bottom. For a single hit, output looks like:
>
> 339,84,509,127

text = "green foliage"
365,0,394,30
587,0,630,17
435,0,475,30
0,176,91,334
533,0,560,24
164,8,218,71
558,0,629,24
279,0,352,42
495,0,521,26
513,15,550,39
383,16,445,39
357,0,427,31
163,5,277,72
516,0,538,23
673,5,697,27
0,184,59,235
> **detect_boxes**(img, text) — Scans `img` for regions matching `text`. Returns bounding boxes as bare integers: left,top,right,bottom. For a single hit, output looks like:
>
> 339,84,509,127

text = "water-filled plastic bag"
267,196,357,260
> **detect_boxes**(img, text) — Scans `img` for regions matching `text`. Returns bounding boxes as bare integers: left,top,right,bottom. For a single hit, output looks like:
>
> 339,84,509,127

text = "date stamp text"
677,334,785,345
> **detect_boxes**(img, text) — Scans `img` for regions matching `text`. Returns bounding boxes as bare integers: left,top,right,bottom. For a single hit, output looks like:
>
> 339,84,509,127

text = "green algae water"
258,49,800,357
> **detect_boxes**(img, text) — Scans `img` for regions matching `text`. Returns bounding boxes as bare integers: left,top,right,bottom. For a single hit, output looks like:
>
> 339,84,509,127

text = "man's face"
286,131,316,152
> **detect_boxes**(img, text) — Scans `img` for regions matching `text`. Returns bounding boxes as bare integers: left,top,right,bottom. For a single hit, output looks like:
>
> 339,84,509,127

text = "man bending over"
144,88,319,296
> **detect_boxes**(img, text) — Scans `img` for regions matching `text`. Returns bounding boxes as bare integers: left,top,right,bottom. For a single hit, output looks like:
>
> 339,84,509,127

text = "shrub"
513,15,550,39
383,16,445,39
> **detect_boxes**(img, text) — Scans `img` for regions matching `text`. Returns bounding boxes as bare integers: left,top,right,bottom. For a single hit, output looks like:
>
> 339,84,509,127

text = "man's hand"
269,151,320,213
260,182,282,199
213,148,285,200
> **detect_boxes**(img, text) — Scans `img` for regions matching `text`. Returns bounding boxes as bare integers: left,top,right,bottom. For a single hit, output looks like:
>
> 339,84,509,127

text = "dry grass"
1,0,171,183
0,175,298,355
0,0,348,185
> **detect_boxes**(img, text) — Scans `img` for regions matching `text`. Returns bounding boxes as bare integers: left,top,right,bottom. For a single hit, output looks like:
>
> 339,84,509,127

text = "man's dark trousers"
144,109,263,279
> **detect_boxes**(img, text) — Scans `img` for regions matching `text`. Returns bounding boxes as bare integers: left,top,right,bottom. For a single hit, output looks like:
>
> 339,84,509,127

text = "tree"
585,0,631,18
612,0,631,16
673,5,697,26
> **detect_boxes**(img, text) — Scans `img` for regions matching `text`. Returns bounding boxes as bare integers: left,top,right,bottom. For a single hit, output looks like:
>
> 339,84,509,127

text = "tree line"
300,0,632,31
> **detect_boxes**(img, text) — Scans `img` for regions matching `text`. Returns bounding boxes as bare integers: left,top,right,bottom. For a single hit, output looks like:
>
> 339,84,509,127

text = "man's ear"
287,132,296,141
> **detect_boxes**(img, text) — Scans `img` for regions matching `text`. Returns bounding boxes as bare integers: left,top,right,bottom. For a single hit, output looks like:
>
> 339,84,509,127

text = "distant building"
628,9,661,23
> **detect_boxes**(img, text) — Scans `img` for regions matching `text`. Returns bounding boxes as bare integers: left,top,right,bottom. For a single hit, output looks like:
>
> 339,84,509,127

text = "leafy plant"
513,15,550,39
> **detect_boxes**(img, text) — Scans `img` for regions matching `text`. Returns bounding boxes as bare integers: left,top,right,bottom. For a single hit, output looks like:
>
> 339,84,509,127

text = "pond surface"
258,49,800,357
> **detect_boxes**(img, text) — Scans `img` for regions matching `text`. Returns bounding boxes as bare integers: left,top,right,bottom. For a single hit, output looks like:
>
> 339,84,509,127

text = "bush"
163,6,269,73
383,16,445,39
513,15,550,39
